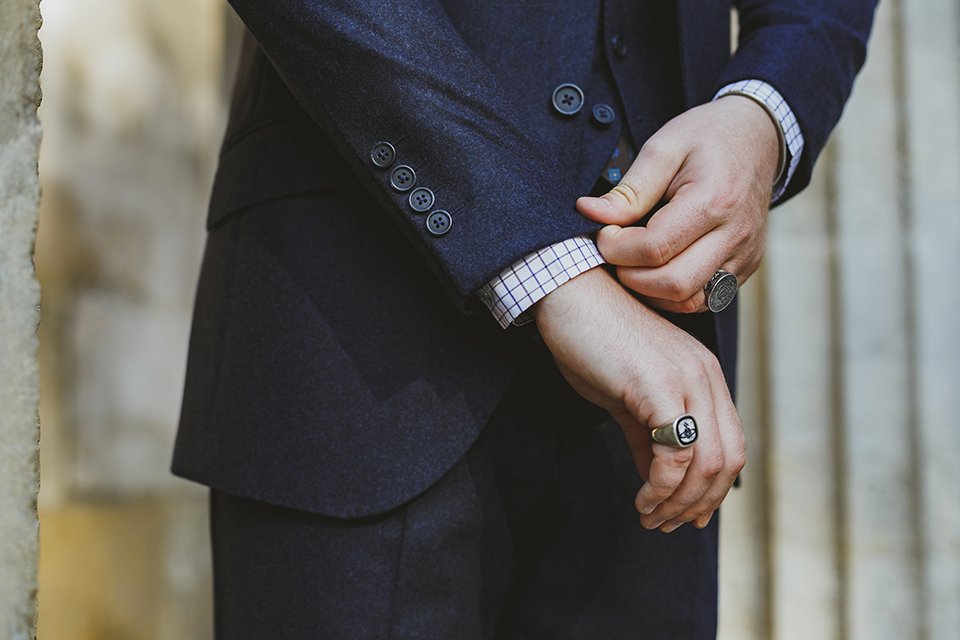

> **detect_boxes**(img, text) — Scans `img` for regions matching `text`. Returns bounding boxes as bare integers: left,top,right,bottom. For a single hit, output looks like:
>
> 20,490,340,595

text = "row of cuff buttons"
370,141,452,237
551,83,616,126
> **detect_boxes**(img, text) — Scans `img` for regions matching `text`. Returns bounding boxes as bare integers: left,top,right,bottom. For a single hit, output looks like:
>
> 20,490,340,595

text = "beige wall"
721,1,960,638
29,0,960,639
35,0,229,637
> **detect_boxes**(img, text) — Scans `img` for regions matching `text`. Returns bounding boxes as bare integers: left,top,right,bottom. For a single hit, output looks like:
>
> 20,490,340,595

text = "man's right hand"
532,267,746,533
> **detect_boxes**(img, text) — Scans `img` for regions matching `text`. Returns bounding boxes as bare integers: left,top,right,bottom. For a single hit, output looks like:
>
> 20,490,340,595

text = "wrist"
716,93,785,187
532,266,648,338
531,265,610,324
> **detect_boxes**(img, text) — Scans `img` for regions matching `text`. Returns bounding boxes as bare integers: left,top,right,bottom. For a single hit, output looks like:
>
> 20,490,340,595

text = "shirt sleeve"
714,79,805,203
477,235,604,329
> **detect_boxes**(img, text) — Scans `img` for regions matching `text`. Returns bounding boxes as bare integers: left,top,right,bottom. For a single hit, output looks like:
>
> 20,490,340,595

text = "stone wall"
0,0,42,638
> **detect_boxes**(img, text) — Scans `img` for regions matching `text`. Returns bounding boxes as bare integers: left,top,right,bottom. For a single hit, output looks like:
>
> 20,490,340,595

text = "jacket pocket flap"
207,116,352,229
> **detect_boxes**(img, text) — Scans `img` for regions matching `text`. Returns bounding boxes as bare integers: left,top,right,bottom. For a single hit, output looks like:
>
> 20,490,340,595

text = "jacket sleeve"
224,0,600,304
719,0,879,204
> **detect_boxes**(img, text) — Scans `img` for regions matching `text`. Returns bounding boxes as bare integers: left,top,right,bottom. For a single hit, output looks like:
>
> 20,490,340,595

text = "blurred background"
33,0,960,639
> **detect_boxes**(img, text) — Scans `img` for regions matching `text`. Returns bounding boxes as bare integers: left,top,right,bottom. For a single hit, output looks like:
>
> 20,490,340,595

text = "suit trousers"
209,345,719,639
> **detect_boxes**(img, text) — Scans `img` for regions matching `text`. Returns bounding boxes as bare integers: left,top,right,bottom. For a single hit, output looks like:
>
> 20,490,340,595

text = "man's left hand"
576,95,780,313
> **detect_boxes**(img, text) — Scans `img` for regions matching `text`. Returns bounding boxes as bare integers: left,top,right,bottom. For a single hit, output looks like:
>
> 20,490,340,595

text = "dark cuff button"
371,141,396,168
552,83,584,116
390,165,416,192
426,210,452,236
611,34,628,59
408,187,435,213
592,104,616,126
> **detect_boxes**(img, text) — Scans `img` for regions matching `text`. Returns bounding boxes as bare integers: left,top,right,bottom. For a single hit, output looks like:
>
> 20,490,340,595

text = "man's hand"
533,267,746,532
576,95,780,313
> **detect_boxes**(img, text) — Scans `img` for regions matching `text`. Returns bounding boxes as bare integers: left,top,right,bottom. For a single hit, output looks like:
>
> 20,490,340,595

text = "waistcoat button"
592,104,616,126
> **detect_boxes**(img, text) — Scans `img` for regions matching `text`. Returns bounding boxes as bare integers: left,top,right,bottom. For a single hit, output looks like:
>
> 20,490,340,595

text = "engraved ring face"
675,416,698,446
705,270,738,313
651,414,699,448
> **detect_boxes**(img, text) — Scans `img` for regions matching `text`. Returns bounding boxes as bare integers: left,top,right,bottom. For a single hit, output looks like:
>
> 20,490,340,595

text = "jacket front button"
390,165,416,192
592,104,616,126
552,83,584,116
611,34,628,59
426,210,452,236
370,141,396,168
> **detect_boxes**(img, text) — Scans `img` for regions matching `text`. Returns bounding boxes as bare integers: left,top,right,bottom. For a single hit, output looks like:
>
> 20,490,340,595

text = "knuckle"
689,509,712,525
645,483,672,501
674,494,700,512
643,236,672,267
700,453,724,479
746,259,762,280
657,503,686,522
745,255,762,278
710,185,740,213
661,273,688,301
641,137,668,163
732,216,755,241
635,393,661,424
729,234,759,260
646,472,674,493
611,181,642,209
676,296,703,314
755,235,768,258
701,197,724,224
616,266,641,290
730,455,746,477
729,445,747,476
690,362,712,387
669,448,695,467
596,226,619,257
700,352,724,378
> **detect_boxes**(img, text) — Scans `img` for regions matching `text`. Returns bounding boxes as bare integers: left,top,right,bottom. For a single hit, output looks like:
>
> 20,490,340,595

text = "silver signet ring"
651,414,699,448
705,269,738,313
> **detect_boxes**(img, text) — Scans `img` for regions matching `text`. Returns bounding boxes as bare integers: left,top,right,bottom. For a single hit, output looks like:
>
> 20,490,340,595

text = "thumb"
576,141,681,225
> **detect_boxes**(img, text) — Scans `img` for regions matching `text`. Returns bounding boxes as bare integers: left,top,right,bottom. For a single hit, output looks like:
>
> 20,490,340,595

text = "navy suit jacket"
173,0,876,518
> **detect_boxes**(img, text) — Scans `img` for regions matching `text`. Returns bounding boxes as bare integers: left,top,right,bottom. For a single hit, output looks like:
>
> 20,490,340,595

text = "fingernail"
660,522,682,534
647,520,665,530
639,504,655,515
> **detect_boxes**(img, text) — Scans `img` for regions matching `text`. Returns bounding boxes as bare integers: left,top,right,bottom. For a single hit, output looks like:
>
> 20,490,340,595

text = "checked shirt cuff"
715,79,805,203
477,235,604,329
